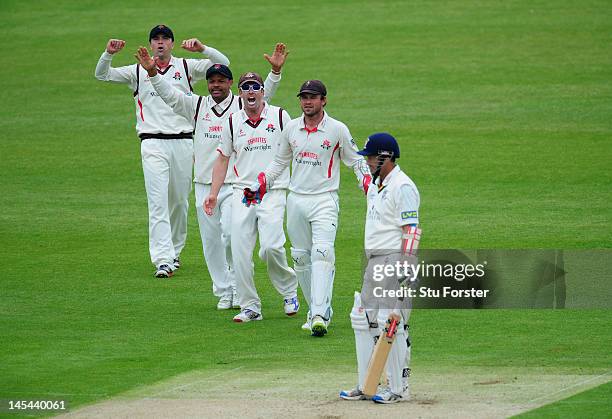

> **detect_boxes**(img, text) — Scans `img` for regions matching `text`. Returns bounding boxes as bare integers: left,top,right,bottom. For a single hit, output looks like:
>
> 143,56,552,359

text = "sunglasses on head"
240,82,262,92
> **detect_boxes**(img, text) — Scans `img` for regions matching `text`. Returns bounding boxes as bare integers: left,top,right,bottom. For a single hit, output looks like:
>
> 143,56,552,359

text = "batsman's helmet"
357,132,400,158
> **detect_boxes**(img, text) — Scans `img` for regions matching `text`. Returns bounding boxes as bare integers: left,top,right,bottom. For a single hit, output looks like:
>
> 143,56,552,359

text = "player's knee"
311,243,335,264
258,245,283,262
290,248,311,268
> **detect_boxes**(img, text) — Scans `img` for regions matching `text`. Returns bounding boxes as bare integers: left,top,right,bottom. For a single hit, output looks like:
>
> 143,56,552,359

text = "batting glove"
362,174,372,195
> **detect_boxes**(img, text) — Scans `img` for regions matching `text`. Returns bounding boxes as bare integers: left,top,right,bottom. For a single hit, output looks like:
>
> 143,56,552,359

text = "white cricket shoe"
233,309,263,323
217,294,232,310
311,315,328,337
283,296,299,316
172,257,181,270
372,388,405,404
154,264,174,278
231,288,240,309
339,387,366,401
301,311,312,331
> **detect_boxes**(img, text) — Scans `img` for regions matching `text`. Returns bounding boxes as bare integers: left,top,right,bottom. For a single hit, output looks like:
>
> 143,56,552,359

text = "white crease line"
144,366,244,398
527,370,612,404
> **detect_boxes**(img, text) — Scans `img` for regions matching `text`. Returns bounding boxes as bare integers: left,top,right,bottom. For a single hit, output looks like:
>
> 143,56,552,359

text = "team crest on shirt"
203,113,211,121
238,129,246,137
173,71,182,80
321,139,331,150
266,123,276,132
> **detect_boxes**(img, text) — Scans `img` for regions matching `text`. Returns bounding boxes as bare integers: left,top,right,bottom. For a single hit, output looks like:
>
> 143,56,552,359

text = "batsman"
340,133,421,404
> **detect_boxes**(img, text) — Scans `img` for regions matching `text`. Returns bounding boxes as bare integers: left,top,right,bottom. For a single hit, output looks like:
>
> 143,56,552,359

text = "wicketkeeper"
340,133,421,403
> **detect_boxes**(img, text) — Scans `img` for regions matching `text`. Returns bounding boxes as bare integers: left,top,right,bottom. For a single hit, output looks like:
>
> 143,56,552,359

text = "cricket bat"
363,318,398,396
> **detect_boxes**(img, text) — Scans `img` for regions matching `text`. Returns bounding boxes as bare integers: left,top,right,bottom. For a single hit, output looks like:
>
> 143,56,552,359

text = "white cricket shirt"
264,112,369,194
94,47,229,136
148,72,280,184
365,165,420,252
218,103,291,190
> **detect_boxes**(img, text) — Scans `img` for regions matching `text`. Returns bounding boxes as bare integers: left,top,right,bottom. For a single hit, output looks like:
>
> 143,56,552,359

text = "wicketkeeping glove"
242,172,267,207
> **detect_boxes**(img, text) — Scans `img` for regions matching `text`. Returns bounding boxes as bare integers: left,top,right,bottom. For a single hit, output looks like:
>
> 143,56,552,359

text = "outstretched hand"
264,43,289,73
106,39,125,54
134,47,158,76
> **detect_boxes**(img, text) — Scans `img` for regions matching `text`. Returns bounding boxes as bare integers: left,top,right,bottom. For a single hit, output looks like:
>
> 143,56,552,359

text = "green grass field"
1,0,611,417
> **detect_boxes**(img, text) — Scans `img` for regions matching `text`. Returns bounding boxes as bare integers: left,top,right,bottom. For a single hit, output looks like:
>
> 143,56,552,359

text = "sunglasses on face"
240,82,262,92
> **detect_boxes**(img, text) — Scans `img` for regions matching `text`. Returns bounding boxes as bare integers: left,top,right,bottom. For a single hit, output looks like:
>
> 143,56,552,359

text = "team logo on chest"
173,71,182,80
203,113,211,122
238,129,246,137
321,139,332,150
266,123,276,132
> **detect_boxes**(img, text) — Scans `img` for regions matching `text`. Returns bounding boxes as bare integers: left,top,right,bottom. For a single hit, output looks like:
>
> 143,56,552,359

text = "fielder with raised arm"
94,25,229,278
134,44,288,310
204,72,298,323
340,133,421,403
247,80,372,336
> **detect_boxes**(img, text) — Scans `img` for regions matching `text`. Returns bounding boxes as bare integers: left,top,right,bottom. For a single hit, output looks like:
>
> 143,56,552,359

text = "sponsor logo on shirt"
173,71,182,80
298,151,319,159
244,137,272,152
401,210,418,219
209,126,222,133
295,151,322,167
248,137,268,145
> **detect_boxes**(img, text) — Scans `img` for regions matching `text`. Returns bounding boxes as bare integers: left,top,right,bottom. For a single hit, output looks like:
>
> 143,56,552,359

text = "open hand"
264,43,289,73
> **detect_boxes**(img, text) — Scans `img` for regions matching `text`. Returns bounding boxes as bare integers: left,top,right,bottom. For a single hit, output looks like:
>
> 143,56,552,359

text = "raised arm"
134,47,198,121
95,39,134,85
181,38,230,81
262,43,289,102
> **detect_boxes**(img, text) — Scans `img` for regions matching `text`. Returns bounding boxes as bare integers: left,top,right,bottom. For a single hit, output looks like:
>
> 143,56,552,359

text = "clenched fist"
106,39,125,54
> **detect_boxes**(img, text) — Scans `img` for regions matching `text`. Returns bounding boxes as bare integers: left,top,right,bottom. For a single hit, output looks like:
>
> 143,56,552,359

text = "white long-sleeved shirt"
365,165,420,252
218,103,291,190
94,47,229,136
264,112,369,194
148,72,280,184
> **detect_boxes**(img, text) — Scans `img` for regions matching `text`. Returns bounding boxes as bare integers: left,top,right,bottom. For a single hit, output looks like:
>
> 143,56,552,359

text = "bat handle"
386,319,398,338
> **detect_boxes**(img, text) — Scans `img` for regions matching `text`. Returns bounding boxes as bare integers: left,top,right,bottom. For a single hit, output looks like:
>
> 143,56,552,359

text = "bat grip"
386,319,398,338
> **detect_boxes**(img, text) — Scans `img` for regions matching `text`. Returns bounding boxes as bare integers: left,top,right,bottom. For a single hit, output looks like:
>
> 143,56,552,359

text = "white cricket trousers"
287,191,339,320
231,188,297,314
194,183,234,297
141,138,193,267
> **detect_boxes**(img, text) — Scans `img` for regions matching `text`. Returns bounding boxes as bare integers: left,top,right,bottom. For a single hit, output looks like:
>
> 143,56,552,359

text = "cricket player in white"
252,80,372,336
204,72,298,323
340,133,421,404
134,45,287,309
94,25,229,278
